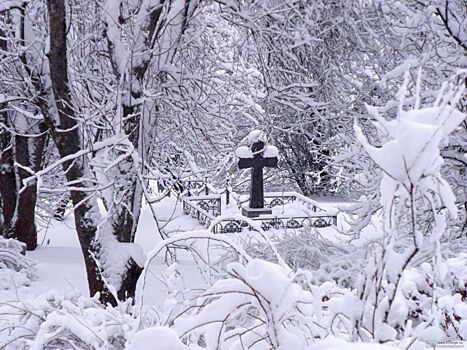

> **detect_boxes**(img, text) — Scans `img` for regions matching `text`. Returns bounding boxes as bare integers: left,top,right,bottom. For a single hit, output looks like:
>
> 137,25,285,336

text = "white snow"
0,0,25,12
127,327,189,350
235,144,278,158
1,168,465,349
235,145,253,158
308,336,398,350
263,145,279,158
246,129,267,144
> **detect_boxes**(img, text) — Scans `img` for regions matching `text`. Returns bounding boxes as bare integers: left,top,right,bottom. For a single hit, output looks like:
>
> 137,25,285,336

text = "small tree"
349,72,465,342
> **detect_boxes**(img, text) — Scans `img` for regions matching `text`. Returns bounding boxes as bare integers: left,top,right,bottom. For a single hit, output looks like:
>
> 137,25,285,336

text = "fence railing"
178,182,338,233
211,213,337,234
180,178,219,197
230,191,330,214
182,198,215,228
184,195,221,217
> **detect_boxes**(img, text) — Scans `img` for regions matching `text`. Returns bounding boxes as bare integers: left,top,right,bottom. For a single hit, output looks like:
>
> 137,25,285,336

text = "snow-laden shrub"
321,253,467,344
274,230,351,271
400,254,467,340
224,229,359,289
0,291,142,349
0,236,36,290
0,287,204,350
173,258,328,350
349,73,466,344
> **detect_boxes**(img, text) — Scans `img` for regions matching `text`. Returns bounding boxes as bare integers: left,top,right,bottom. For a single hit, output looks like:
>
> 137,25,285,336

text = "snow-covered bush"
274,230,351,271
232,229,359,288
0,291,143,349
348,74,466,343
399,254,467,340
0,286,206,350
174,258,327,349
0,236,36,290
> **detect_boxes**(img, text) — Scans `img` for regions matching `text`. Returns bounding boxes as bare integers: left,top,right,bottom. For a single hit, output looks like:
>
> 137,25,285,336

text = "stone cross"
236,136,278,217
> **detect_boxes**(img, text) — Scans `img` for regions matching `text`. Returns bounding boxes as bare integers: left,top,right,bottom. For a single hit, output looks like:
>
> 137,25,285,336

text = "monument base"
241,206,272,218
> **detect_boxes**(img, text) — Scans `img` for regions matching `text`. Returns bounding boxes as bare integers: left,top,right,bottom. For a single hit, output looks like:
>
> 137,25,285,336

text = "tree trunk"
1,17,43,247
46,0,142,305
103,0,195,243
12,135,37,249
12,123,47,250
0,131,16,237
110,103,142,241
111,167,142,242
0,28,17,238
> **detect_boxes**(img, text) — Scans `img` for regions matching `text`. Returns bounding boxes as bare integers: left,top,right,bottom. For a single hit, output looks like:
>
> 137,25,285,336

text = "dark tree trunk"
12,123,47,250
107,0,194,243
0,6,45,248
112,170,142,242
294,172,313,197
46,0,142,305
110,75,144,243
0,28,17,237
0,131,16,237
118,259,143,300
47,0,114,305
12,135,37,249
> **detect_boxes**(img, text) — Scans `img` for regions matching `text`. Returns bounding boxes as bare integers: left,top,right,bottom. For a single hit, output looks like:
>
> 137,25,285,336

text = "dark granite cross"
238,141,278,210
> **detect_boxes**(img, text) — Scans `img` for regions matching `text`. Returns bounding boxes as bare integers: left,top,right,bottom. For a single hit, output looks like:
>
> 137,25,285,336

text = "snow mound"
263,145,278,158
309,336,397,350
175,258,319,349
126,327,189,350
247,129,267,144
0,290,140,349
235,145,253,158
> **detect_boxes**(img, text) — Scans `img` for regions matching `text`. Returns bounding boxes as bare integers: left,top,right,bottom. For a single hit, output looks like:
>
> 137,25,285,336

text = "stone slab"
241,206,272,218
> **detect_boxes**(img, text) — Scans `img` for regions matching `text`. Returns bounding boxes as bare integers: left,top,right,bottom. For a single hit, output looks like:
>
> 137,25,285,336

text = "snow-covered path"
1,194,346,306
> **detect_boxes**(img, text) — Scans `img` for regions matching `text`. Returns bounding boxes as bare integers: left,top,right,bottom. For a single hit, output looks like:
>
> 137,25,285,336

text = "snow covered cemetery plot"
0,1,466,350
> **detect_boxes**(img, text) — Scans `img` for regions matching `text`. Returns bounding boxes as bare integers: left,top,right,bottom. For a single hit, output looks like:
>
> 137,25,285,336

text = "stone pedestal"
241,206,272,218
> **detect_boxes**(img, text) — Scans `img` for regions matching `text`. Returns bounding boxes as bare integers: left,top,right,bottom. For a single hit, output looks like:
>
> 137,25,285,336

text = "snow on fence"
263,191,330,213
182,197,216,227
183,195,222,217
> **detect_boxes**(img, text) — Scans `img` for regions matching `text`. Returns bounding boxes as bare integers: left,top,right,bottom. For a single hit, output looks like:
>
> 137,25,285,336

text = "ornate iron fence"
263,192,328,213
212,213,337,234
182,198,215,228
230,191,328,213
263,194,296,209
184,195,221,217
180,178,214,196
179,188,338,233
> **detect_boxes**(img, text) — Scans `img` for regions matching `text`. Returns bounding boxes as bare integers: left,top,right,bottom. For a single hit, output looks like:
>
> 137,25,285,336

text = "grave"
172,129,339,234
235,130,278,218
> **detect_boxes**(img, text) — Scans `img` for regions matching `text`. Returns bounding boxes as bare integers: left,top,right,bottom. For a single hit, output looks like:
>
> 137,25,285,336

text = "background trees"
0,3,48,250
219,0,466,200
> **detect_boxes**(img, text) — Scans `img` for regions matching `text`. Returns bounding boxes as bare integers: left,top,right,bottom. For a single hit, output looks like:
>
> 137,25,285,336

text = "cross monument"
236,130,278,218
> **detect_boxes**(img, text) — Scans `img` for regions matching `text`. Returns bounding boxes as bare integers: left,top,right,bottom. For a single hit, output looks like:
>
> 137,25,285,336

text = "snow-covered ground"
1,197,162,303
1,193,344,310
1,195,465,350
